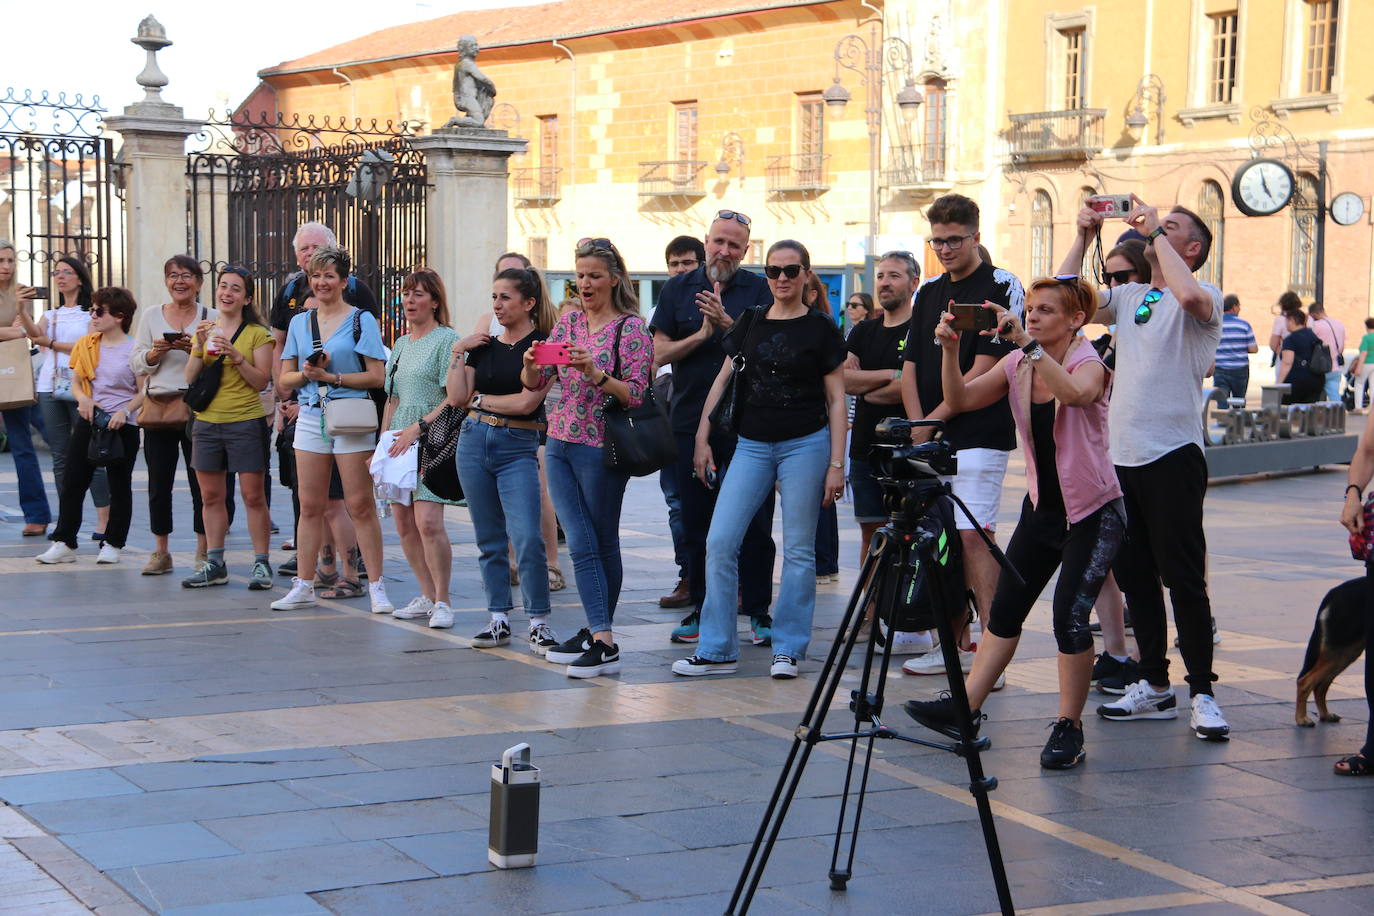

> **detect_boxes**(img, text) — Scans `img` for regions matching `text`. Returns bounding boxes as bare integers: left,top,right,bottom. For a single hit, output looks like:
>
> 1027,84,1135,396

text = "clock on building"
1330,192,1365,227
1231,158,1295,217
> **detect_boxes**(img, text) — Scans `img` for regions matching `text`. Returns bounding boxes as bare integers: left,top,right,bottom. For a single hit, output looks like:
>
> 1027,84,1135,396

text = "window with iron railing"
922,78,947,180
673,102,698,188
1290,173,1319,297
1303,0,1339,95
1030,191,1053,279
1208,12,1239,104
1061,27,1086,110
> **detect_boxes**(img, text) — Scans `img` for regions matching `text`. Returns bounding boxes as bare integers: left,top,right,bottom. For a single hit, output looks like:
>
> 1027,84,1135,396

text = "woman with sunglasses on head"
36,288,144,565
521,238,653,678
379,269,460,627
0,241,51,536
181,267,275,590
456,268,559,651
673,240,847,680
905,277,1123,769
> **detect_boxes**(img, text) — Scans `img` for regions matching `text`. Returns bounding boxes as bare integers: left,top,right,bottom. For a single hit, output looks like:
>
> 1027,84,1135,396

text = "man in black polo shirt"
650,210,776,644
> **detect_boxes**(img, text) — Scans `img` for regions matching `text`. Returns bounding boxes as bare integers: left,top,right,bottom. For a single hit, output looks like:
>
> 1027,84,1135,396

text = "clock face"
1232,158,1295,217
1331,192,1365,227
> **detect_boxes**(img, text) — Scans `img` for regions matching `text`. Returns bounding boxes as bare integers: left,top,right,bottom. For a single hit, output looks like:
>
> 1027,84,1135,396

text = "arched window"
1291,173,1319,298
1079,186,1098,209
921,78,947,181
1196,180,1225,287
1030,190,1053,278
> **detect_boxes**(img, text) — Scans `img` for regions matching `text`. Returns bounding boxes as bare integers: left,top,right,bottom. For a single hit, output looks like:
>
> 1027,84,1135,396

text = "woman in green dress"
381,268,462,628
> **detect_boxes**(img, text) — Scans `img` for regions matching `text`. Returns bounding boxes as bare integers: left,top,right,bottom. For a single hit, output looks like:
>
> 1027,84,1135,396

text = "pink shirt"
91,338,139,415
1311,315,1346,366
535,310,653,447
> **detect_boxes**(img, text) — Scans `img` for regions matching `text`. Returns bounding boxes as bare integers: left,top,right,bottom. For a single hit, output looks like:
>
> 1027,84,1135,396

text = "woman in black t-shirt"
672,240,847,681
1278,309,1323,404
453,268,559,653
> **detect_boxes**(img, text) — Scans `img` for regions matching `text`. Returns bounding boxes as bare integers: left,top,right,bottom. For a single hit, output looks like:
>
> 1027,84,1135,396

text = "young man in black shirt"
899,194,1024,676
650,211,776,644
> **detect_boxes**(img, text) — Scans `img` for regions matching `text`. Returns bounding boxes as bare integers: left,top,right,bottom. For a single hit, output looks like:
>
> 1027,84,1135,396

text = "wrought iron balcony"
765,153,830,196
512,167,561,204
637,160,706,198
883,144,947,189
1007,108,1107,163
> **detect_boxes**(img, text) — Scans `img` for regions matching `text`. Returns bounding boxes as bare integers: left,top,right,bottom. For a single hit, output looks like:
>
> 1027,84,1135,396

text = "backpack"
1308,333,1333,375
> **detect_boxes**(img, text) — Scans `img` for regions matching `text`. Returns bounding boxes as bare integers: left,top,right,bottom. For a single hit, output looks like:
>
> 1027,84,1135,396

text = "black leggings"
51,420,140,549
987,498,1125,654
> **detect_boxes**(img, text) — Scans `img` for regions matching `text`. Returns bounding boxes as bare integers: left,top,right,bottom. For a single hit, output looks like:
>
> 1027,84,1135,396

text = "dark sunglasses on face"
764,263,803,280
1105,269,1135,286
1134,288,1164,325
716,209,752,227
90,306,109,317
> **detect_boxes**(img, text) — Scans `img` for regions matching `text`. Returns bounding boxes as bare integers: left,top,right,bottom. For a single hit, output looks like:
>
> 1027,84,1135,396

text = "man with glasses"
1059,195,1229,741
899,194,1024,677
651,210,776,644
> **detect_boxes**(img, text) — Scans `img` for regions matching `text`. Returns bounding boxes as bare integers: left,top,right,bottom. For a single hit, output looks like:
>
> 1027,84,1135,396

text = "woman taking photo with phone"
273,247,391,613
672,240,847,681
36,288,144,564
904,277,1124,770
0,240,51,536
379,268,460,627
455,267,558,650
182,267,274,590
520,238,653,678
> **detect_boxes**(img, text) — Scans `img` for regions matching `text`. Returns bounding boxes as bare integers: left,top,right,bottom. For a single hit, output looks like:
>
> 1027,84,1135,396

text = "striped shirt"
1215,313,1257,369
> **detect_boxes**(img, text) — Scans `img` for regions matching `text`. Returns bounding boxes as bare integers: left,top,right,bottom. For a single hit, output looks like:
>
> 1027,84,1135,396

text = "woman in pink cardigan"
904,276,1123,771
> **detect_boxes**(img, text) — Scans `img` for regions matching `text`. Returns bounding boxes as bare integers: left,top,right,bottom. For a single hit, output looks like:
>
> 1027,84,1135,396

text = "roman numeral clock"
1231,157,1295,217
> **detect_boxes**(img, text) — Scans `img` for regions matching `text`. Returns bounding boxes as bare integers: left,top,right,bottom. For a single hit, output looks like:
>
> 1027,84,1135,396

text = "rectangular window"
748,239,765,266
922,80,947,179
1303,0,1339,94
529,237,548,270
1062,27,1085,109
1208,12,1239,104
537,115,558,197
673,102,698,162
798,93,824,185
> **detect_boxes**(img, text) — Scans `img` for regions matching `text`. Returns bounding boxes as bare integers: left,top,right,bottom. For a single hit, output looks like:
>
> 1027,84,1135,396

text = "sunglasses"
1053,274,1079,286
577,237,615,251
764,264,804,280
1134,288,1164,325
90,306,110,317
716,209,752,227
1105,269,1135,286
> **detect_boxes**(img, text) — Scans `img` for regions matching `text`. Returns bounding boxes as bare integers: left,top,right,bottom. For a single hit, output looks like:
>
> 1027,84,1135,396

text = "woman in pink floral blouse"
521,238,653,679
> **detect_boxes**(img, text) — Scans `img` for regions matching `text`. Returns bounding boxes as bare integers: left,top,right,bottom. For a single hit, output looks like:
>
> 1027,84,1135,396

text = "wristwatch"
1146,226,1166,245
829,459,843,469
1022,341,1044,361
595,372,611,388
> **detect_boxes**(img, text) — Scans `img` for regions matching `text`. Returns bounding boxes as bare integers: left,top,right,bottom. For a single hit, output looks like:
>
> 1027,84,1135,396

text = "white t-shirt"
1096,281,1223,467
36,306,90,393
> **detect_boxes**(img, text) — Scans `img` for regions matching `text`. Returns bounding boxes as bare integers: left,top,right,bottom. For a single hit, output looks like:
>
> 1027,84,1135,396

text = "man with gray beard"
651,210,776,644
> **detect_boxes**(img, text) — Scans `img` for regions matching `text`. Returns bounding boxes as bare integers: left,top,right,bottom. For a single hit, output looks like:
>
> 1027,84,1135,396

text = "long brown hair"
573,238,639,315
401,268,451,328
495,268,556,334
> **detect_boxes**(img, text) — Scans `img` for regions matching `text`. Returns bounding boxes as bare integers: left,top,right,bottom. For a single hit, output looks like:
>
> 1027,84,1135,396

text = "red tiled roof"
261,0,825,75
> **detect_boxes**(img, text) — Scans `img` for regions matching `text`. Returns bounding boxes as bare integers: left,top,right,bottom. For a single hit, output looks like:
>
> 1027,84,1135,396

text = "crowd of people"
1,192,1369,779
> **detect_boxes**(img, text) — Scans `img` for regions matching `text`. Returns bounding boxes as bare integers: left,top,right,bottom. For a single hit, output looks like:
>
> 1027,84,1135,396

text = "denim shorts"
191,417,269,473
848,457,886,523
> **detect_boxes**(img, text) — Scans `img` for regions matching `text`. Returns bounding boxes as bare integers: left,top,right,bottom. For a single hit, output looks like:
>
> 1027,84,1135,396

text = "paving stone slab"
0,769,143,806
61,822,239,870
343,732,583,770
162,895,331,916
1271,886,1374,915
202,798,484,853
313,862,631,916
112,754,378,792
21,782,318,834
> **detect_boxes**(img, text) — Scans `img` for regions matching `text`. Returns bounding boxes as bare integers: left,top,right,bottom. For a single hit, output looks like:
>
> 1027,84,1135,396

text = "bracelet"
1346,484,1362,499
595,372,611,388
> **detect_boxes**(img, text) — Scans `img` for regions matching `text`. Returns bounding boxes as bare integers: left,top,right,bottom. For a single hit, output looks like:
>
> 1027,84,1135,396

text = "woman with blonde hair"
0,240,51,535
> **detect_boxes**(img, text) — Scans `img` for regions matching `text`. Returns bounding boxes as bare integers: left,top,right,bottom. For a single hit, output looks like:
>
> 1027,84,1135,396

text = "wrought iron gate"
0,89,125,287
186,112,426,343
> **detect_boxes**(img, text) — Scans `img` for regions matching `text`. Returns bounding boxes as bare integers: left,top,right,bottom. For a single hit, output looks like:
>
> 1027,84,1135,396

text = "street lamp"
825,23,922,293
715,131,745,180
1125,74,1166,146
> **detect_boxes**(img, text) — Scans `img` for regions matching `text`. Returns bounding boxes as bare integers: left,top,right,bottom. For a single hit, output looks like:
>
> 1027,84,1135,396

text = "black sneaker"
546,628,594,664
1097,657,1140,695
180,559,229,589
277,556,298,577
902,692,984,742
471,619,511,649
1092,652,1134,684
567,640,620,678
1040,718,1086,770
671,655,738,676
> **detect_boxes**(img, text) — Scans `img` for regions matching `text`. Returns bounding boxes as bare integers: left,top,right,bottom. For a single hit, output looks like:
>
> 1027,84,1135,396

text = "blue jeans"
2,404,51,525
545,436,629,635
698,428,830,663
38,392,109,509
1212,366,1249,403
659,463,687,577
1325,370,1343,402
815,501,839,576
457,418,551,618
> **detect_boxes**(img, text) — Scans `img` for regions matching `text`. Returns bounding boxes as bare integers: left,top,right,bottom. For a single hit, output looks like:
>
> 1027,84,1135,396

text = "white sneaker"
991,671,1007,692
770,654,799,679
1189,694,1230,741
36,543,76,564
392,596,434,619
271,577,316,610
428,602,454,629
1097,679,1178,721
902,647,973,676
368,581,394,616
96,544,121,564
888,630,935,656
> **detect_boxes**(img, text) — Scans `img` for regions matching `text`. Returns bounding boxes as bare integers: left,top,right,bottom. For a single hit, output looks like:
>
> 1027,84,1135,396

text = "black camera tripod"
725,472,1019,916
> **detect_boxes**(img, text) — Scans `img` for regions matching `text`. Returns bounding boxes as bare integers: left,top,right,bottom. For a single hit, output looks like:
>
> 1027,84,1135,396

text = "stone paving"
0,435,1371,915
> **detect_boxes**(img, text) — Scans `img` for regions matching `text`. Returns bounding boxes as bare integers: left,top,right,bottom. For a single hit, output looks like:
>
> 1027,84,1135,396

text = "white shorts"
293,410,377,455
941,447,1009,531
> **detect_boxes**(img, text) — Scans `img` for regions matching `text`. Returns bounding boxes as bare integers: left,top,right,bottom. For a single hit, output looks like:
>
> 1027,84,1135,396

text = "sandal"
1334,753,1372,776
318,579,365,599
548,565,566,592
313,568,340,589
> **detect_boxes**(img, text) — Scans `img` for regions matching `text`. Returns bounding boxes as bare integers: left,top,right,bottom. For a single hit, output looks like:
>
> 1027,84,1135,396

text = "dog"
1296,577,1367,727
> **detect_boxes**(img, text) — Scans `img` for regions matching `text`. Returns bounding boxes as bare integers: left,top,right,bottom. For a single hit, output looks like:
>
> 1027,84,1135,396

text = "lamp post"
1125,74,1166,146
715,131,745,182
823,22,923,294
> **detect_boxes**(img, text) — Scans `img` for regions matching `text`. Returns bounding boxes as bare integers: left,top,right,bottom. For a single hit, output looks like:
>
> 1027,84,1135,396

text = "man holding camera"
900,194,1023,674
1060,195,1229,741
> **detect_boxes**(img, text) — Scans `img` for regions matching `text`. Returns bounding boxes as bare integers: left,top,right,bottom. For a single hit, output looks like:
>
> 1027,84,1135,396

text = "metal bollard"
488,743,539,868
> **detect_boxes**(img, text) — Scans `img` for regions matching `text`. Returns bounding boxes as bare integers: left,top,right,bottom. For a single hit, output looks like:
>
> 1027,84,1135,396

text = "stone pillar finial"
132,15,173,104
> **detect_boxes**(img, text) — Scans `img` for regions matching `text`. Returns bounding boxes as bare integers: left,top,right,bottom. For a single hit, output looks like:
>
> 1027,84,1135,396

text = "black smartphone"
29,286,49,300
306,349,327,366
949,304,998,333
163,331,187,342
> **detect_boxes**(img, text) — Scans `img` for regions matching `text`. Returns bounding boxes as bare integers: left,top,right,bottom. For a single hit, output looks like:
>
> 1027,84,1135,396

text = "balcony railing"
765,153,830,196
637,160,706,197
512,167,561,204
884,144,947,188
1007,108,1107,163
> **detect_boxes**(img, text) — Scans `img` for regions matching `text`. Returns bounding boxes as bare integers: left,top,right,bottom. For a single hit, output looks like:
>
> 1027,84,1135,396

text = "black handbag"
183,321,247,412
419,403,464,502
87,408,124,467
600,316,677,477
709,306,764,437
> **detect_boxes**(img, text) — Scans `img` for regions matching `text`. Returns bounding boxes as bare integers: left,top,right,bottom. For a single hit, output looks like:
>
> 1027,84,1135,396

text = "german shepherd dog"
1296,577,1368,726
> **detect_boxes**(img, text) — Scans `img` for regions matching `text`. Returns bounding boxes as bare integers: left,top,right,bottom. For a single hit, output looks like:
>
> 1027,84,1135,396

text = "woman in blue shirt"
272,248,392,613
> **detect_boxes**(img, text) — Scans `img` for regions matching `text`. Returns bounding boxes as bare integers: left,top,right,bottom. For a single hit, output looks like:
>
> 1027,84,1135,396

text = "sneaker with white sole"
181,559,227,587
567,640,620,678
392,596,435,620
770,655,799,679
1189,693,1230,741
271,577,317,610
888,629,935,656
1097,679,1178,721
990,671,1007,691
96,544,121,564
546,628,594,664
248,562,273,590
427,602,454,629
36,543,76,564
671,655,738,677
528,621,559,656
902,647,974,676
471,619,510,647
368,582,394,616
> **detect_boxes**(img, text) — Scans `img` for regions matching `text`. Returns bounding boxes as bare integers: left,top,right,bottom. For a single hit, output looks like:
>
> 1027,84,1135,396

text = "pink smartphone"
532,342,571,366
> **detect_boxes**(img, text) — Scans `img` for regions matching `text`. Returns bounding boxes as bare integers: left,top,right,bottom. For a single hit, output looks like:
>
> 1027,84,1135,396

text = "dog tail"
1299,601,1325,681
